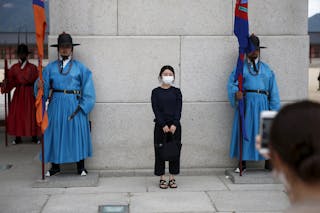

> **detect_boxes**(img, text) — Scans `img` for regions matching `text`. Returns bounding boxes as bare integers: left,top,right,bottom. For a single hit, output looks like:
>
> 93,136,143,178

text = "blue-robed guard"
35,33,96,176
227,34,280,172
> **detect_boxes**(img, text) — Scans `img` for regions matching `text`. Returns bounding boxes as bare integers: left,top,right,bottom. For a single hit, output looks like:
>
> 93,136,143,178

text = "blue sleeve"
34,65,50,101
79,64,96,114
268,71,280,111
173,88,182,126
227,68,239,108
151,89,166,127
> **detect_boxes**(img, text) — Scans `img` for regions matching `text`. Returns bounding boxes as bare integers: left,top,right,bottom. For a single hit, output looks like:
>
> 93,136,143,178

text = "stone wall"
49,0,309,170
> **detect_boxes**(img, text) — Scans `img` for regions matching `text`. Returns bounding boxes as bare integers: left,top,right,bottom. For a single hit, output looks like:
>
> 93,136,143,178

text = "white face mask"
162,76,174,85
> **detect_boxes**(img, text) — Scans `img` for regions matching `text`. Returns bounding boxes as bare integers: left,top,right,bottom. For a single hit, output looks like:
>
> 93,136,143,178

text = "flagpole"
238,71,244,177
239,112,243,176
37,57,45,180
33,0,48,180
239,57,244,177
234,0,250,176
41,136,44,179
4,91,8,147
4,57,8,147
39,57,45,180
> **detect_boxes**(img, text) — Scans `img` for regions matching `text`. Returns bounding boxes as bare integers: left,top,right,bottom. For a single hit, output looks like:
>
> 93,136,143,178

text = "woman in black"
151,65,182,189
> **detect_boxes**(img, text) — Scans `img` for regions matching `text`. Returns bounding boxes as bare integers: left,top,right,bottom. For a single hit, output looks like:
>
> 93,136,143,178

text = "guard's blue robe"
35,59,96,164
227,61,280,161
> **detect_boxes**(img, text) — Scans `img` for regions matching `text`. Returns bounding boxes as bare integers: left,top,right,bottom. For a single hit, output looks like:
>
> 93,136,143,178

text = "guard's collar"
19,59,27,69
59,55,72,68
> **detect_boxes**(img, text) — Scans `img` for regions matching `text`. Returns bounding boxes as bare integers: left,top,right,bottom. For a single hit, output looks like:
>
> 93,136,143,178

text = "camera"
259,111,277,154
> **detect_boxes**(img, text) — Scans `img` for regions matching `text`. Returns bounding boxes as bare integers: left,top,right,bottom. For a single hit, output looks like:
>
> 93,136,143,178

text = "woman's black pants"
154,123,181,176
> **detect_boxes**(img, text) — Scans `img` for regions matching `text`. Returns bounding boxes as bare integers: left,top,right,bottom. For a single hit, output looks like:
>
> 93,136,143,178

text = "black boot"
12,136,22,145
46,163,60,177
234,160,247,173
265,160,272,171
77,160,87,176
32,136,40,144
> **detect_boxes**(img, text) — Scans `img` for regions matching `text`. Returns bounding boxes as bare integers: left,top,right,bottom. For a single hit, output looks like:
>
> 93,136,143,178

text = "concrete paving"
225,169,280,184
0,139,289,213
1,65,320,212
32,172,99,188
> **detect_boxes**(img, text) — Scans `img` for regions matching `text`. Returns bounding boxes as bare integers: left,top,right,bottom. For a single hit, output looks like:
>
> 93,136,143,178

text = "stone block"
208,191,290,212
180,102,235,168
225,169,280,184
0,195,48,213
43,193,129,213
32,172,99,188
181,36,309,102
119,0,232,35
65,177,147,193
181,36,238,102
220,175,285,191
88,102,235,169
130,192,215,213
48,36,180,102
259,36,309,101
240,0,308,35
88,103,155,170
49,0,117,35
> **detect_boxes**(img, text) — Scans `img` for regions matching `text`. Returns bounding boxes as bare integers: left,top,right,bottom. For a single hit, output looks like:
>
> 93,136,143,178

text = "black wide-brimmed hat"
249,34,266,50
17,44,32,55
50,32,80,47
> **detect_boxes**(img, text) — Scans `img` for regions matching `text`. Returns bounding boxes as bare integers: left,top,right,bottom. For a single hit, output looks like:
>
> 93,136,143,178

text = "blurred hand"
37,80,44,89
170,125,176,134
256,135,270,159
0,80,5,94
236,91,243,100
163,125,170,133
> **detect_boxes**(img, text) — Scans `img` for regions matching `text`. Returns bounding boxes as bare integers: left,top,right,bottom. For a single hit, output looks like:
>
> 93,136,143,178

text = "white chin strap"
59,54,72,61
59,55,72,68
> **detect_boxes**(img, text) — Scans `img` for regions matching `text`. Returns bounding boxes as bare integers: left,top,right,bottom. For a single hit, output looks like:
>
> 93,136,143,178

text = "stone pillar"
49,0,309,170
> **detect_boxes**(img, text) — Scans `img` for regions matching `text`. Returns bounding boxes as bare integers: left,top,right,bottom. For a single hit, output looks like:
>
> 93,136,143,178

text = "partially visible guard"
1,44,40,144
227,35,281,172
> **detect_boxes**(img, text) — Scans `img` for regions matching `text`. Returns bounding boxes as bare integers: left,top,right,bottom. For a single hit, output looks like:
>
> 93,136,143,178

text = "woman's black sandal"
159,180,168,189
169,179,177,188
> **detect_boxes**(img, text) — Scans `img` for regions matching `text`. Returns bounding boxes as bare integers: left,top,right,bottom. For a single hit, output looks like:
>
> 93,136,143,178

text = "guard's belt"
245,90,269,96
52,89,80,94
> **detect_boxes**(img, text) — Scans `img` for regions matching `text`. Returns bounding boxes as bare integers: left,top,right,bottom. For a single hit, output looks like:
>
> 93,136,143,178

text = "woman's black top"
151,86,182,127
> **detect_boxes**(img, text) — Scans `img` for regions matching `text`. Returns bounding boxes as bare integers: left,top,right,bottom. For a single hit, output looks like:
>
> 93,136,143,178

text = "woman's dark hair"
158,65,175,79
270,100,320,183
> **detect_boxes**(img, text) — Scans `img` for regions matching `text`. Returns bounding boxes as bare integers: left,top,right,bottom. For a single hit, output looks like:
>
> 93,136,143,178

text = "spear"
234,0,252,176
4,56,8,147
33,0,48,180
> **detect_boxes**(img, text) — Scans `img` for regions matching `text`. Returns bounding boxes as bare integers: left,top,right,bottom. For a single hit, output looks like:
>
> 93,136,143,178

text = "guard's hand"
0,80,5,94
163,125,170,133
235,91,243,100
169,125,176,134
37,80,44,89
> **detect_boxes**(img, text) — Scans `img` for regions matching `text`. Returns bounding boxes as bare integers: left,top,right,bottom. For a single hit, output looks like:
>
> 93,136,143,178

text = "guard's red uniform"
3,61,40,136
